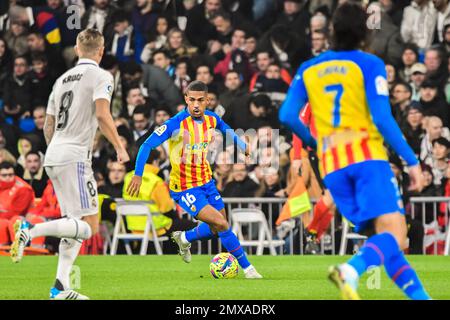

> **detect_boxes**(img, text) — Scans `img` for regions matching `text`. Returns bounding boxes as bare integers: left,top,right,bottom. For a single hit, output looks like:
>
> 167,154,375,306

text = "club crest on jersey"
106,85,113,96
375,76,389,96
155,124,167,136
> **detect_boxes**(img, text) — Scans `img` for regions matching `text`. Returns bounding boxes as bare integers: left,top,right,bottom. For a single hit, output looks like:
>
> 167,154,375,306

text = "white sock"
30,218,92,240
180,231,190,245
244,265,254,272
56,238,82,290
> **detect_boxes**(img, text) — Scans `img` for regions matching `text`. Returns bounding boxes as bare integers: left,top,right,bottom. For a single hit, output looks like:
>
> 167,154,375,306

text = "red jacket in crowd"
29,180,61,220
0,176,35,220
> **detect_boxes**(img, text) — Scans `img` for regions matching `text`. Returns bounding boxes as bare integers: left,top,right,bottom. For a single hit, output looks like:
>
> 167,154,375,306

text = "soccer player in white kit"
10,29,130,300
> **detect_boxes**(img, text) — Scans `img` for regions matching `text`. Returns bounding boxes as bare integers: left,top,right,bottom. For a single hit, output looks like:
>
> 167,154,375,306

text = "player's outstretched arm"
95,98,130,164
215,115,249,155
127,120,175,197
278,70,317,149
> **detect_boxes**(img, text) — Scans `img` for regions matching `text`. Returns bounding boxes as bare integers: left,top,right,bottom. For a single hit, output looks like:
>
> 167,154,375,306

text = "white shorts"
45,161,98,218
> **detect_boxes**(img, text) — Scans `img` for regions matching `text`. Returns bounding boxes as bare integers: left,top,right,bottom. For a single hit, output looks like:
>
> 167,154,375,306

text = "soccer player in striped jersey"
127,80,262,279
279,3,430,299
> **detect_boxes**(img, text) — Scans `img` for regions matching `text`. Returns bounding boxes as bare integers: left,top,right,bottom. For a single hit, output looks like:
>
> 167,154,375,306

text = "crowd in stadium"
0,0,449,255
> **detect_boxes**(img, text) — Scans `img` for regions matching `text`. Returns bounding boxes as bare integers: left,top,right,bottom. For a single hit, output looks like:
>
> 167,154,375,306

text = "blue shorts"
324,160,404,233
169,179,225,217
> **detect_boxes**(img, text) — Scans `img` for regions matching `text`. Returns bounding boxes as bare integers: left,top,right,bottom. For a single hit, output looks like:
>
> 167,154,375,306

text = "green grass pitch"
0,255,449,300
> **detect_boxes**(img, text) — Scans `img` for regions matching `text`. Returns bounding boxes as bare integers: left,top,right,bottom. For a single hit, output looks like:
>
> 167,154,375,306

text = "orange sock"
307,198,329,234
316,212,334,240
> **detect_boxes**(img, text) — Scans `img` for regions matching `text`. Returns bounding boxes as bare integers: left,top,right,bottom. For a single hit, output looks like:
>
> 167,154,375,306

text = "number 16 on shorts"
181,193,197,213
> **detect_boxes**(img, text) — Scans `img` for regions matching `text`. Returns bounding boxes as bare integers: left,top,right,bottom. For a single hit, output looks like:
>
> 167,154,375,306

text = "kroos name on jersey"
62,73,83,84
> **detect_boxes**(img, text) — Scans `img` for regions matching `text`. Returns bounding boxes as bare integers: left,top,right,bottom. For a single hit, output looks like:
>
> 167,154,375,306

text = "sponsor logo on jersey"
155,124,167,136
215,195,221,201
375,76,389,96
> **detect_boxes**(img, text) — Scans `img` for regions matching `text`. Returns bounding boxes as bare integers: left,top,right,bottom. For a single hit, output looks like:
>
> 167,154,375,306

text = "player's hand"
116,148,130,164
408,164,424,193
127,175,142,198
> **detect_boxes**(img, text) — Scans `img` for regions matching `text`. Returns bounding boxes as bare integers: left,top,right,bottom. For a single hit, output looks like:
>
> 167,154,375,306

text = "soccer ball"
209,253,239,279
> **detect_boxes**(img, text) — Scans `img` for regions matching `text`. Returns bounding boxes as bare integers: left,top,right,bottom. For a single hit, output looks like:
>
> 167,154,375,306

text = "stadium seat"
110,201,168,255
339,219,368,256
231,208,285,256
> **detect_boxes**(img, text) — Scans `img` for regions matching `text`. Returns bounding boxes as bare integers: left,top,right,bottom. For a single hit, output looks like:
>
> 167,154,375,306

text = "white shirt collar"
77,58,99,67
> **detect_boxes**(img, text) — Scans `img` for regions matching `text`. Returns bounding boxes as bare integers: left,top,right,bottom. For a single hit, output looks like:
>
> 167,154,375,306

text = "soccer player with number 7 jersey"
127,80,262,279
279,3,430,300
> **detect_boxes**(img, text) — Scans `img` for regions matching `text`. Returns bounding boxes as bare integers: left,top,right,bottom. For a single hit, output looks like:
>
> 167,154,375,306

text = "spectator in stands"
131,0,160,61
81,0,118,48
28,179,60,221
206,89,225,117
399,43,419,83
244,32,258,69
420,116,450,164
140,15,172,64
386,63,398,90
185,0,220,51
0,148,16,166
152,49,175,77
409,62,427,100
31,106,46,153
213,150,233,192
419,79,449,127
252,63,290,100
0,161,34,242
140,61,184,113
401,0,436,51
257,24,305,72
219,70,247,110
0,37,13,99
391,82,412,127
30,53,55,106
443,23,450,53
107,11,136,63
21,150,48,198
125,85,146,118
26,30,65,76
249,50,292,93
424,46,448,90
173,58,191,93
412,164,442,224
17,134,43,169
196,64,221,93
275,0,310,41
131,105,150,141
428,137,450,187
222,163,258,197
100,54,123,117
4,20,29,56
165,27,198,62
99,159,127,199
310,29,328,57
214,27,253,83
402,102,425,156
433,0,450,43
2,56,32,123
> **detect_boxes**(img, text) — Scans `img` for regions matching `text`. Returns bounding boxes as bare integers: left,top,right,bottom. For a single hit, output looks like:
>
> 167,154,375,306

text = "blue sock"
348,232,398,276
385,251,431,300
218,228,251,269
185,223,215,242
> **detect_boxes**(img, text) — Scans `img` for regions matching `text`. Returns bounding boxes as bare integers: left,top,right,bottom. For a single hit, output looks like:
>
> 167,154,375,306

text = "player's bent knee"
214,218,229,233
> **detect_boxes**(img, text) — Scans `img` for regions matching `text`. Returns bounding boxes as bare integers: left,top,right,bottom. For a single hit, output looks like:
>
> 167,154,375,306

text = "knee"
212,218,229,233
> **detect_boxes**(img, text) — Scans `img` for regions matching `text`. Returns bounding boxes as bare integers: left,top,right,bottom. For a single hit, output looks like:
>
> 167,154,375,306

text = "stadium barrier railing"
410,197,450,256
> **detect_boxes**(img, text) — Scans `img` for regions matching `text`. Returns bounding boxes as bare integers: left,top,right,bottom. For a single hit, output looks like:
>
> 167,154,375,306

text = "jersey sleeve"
93,71,114,103
46,90,57,116
363,57,418,166
279,67,317,149
214,113,247,152
134,116,179,177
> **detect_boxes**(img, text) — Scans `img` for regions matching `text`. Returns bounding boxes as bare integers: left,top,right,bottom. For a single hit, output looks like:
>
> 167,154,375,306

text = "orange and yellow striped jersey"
285,50,392,176
135,109,246,192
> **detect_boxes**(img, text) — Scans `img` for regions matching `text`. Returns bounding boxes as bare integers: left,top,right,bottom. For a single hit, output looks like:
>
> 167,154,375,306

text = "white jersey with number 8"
44,58,113,167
